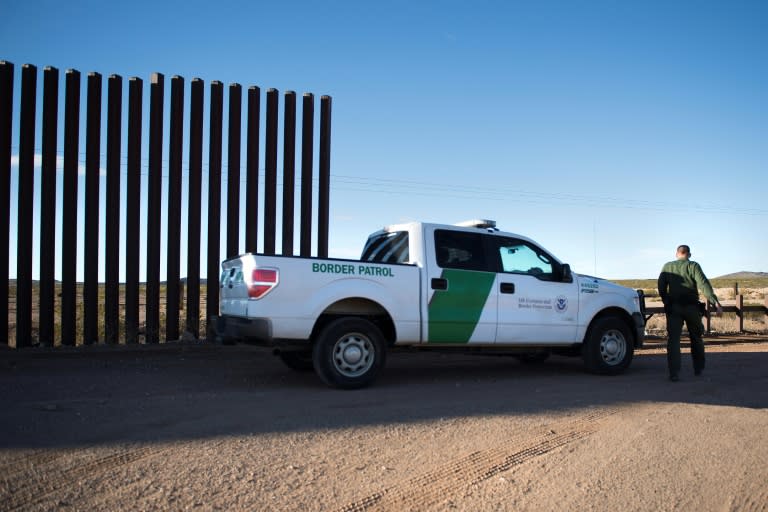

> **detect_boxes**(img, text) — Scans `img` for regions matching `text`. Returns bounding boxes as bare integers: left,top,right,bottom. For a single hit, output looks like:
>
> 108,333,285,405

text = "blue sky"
2,0,766,280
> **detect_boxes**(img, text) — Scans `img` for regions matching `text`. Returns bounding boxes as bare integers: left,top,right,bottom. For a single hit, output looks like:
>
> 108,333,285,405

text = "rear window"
361,231,410,264
434,230,488,271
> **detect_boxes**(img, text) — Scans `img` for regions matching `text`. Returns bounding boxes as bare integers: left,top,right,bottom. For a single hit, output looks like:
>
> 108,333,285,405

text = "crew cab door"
490,236,579,343
425,228,498,343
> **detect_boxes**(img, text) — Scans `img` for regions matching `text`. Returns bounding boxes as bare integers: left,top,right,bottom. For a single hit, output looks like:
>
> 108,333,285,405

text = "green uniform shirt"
658,259,719,306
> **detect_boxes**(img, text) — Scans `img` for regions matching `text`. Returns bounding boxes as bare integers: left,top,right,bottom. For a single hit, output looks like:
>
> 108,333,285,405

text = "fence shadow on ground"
1,342,766,449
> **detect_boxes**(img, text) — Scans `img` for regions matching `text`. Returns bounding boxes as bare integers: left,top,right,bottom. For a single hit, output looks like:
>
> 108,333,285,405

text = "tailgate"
220,257,249,316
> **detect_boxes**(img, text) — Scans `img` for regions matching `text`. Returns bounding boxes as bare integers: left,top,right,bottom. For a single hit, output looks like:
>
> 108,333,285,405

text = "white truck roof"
377,220,564,265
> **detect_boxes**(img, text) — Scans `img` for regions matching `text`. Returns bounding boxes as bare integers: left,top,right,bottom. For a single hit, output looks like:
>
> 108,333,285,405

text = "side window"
361,231,410,264
434,230,488,271
496,238,557,281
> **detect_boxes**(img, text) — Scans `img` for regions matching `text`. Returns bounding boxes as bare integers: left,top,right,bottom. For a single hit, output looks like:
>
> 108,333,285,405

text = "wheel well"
585,308,639,347
310,298,397,346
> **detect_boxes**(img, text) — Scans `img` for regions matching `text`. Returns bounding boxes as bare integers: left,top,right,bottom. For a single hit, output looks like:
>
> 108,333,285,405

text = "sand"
1,336,766,511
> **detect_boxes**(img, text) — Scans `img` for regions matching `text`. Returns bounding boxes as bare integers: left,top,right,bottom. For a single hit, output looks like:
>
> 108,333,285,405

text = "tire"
312,317,387,389
582,316,634,375
278,351,315,372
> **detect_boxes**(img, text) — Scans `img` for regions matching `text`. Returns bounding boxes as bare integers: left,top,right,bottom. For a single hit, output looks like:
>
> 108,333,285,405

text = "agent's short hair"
677,244,691,255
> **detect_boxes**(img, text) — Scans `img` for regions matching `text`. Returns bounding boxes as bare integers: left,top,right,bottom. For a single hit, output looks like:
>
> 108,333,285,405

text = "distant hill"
715,271,768,280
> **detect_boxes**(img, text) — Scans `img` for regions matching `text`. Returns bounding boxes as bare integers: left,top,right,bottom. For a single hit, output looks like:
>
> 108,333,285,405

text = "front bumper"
632,312,645,348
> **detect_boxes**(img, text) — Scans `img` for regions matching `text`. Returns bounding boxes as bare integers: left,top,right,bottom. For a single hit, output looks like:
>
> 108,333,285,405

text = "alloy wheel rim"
332,333,374,378
599,329,627,365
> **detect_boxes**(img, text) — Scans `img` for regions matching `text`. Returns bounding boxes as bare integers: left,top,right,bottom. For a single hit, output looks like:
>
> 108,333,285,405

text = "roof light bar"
455,219,497,229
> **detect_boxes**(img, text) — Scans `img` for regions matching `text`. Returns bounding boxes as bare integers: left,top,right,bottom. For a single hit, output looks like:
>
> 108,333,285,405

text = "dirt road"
2,338,767,511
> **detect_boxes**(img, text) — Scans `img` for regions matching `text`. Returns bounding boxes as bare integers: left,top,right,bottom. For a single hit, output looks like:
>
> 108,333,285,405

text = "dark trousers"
666,303,705,376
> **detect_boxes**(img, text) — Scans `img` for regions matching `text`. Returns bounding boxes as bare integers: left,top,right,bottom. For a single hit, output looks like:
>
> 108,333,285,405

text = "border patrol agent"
658,245,722,382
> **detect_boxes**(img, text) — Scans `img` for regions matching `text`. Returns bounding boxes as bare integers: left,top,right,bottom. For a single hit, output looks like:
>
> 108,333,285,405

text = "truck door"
425,229,498,344
491,236,579,343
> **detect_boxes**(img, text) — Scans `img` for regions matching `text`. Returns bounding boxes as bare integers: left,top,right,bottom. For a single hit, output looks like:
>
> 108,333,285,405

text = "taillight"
247,268,278,299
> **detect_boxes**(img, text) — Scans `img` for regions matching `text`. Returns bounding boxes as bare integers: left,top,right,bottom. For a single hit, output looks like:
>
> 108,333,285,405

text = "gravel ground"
1,336,767,511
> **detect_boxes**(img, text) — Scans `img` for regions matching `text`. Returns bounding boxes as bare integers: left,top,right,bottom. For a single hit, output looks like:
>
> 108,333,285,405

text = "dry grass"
644,310,768,335
7,282,210,347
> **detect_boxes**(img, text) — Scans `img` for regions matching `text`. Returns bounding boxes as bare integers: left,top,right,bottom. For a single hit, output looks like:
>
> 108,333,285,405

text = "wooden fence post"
737,294,744,333
764,294,768,328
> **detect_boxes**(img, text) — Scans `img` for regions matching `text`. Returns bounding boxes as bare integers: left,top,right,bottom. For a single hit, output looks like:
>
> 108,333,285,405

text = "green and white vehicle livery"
215,219,646,389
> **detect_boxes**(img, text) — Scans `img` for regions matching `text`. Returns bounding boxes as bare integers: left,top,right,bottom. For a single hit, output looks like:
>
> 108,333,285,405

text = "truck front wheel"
583,316,634,375
313,317,386,389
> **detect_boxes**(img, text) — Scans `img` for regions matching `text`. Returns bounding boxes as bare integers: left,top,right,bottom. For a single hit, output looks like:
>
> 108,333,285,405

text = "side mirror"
561,264,573,282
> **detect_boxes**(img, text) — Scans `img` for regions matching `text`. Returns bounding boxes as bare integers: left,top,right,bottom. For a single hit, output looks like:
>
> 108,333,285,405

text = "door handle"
431,278,448,290
500,282,515,294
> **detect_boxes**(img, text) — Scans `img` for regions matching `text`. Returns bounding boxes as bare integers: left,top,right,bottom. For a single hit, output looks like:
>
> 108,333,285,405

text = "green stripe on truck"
428,269,495,343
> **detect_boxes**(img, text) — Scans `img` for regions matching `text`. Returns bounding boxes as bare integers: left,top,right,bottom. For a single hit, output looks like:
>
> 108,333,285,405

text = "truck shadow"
1,345,766,449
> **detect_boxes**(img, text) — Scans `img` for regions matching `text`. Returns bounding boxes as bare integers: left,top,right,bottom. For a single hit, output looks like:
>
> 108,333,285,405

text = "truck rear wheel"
312,317,386,389
583,316,633,375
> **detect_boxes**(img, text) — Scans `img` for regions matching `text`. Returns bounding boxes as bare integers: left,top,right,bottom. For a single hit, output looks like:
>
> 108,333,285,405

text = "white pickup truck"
214,219,646,389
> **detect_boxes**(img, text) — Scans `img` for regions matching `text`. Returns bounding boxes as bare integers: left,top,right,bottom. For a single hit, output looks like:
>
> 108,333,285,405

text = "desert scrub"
7,282,211,347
